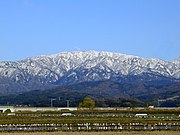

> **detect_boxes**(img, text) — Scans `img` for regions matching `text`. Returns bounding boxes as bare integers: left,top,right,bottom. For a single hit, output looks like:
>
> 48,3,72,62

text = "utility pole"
58,96,61,107
50,98,56,107
158,99,160,107
66,100,70,108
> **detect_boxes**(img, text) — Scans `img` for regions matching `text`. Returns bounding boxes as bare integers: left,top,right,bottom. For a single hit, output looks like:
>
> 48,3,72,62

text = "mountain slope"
0,81,179,107
173,57,180,67
0,51,179,94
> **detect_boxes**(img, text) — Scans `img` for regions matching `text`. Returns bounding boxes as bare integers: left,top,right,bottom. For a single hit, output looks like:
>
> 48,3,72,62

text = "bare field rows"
0,131,180,135
0,109,180,131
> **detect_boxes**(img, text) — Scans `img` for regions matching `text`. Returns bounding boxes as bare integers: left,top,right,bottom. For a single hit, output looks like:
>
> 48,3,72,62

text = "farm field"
0,108,180,131
0,131,180,135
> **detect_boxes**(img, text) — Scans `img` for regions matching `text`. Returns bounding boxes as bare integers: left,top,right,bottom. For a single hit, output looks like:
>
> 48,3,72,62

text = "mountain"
0,50,180,94
0,81,179,107
173,57,180,67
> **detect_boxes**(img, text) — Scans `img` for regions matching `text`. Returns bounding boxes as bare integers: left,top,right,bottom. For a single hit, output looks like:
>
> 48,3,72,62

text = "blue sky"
0,0,180,61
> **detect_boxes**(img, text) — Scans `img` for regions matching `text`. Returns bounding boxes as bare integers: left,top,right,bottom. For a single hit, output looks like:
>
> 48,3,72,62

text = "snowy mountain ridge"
0,51,179,94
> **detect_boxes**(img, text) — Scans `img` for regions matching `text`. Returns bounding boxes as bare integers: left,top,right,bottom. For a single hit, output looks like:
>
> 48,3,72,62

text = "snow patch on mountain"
0,51,179,92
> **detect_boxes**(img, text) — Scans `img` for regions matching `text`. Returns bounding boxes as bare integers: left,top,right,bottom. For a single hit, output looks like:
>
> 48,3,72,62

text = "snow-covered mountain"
0,51,179,94
173,57,180,67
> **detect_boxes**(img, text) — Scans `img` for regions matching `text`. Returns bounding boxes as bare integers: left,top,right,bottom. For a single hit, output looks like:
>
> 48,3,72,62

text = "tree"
4,109,11,113
78,97,95,109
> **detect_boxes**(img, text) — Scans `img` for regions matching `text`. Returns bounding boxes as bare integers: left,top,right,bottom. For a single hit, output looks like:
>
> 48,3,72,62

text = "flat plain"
1,131,180,135
0,109,180,132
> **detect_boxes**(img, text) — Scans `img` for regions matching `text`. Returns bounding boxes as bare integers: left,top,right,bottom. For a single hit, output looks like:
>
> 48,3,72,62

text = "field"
0,108,180,132
0,131,180,135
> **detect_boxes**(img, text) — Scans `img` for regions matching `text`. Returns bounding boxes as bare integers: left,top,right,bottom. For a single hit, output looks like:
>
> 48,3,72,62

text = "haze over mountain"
0,51,179,95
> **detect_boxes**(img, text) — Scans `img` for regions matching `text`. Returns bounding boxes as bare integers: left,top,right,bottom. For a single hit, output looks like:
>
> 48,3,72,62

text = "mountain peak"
0,50,179,94
173,57,180,66
35,50,140,61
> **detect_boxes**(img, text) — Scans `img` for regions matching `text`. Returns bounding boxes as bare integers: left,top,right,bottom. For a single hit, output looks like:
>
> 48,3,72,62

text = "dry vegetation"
1,131,180,135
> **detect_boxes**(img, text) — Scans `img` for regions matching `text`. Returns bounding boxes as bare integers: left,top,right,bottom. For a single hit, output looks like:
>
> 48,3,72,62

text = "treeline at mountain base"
0,81,179,107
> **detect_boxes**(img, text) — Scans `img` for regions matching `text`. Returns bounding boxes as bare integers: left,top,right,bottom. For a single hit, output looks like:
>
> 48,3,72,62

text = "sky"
0,0,180,62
